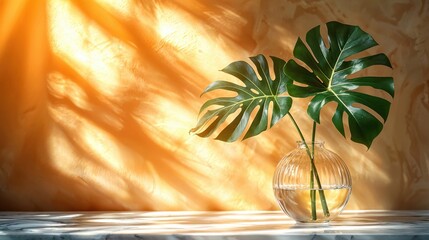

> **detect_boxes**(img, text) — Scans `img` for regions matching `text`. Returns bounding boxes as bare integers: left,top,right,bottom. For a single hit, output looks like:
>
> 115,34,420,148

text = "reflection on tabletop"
1,210,428,236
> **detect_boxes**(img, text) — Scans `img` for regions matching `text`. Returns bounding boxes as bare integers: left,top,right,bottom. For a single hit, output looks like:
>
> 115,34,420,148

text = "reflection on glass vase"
273,141,352,223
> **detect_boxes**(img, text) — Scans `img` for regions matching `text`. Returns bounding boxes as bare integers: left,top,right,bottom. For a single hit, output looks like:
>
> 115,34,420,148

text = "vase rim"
296,140,325,148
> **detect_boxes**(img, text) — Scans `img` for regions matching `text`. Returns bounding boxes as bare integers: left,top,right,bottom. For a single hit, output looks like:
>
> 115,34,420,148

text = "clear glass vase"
273,141,352,223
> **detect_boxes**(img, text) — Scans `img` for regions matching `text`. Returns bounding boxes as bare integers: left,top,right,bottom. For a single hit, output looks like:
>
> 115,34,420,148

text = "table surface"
0,210,429,239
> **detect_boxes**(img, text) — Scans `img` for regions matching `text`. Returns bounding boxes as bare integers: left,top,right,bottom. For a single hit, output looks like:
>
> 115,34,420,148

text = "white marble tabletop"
0,210,428,239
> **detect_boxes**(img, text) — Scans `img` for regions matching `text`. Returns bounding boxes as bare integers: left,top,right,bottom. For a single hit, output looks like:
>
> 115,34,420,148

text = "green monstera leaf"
190,54,291,142
284,21,394,148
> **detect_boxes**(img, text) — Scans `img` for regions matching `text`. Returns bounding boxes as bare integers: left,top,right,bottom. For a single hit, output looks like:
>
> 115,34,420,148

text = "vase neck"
297,140,325,149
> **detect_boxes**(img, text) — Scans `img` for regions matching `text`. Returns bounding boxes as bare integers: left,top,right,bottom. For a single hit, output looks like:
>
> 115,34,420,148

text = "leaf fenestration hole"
320,23,330,50
267,100,274,127
351,102,385,124
241,104,263,140
250,88,259,95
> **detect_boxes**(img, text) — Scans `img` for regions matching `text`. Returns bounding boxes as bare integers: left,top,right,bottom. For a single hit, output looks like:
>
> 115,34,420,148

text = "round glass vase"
273,141,352,223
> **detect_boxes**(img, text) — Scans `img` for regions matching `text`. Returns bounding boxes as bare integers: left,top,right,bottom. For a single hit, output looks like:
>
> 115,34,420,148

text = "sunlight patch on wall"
154,3,235,82
47,72,91,110
132,93,276,209
47,105,131,202
80,121,125,172
45,0,282,210
348,146,390,185
47,124,130,204
93,0,132,17
46,98,189,209
134,96,195,148
48,0,137,99
156,5,205,53
147,172,196,210
132,94,219,184
46,122,80,178
50,105,128,172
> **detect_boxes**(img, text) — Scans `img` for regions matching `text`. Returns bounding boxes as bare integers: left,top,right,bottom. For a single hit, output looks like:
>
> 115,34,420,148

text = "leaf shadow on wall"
0,0,283,210
45,0,230,210
1,0,423,211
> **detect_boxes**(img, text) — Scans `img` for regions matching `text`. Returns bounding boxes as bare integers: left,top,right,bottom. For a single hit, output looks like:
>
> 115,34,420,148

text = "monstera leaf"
284,21,394,148
190,55,291,142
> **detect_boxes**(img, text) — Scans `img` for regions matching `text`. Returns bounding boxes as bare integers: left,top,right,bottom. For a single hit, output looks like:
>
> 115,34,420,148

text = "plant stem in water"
310,166,316,219
287,114,330,219
310,122,316,220
310,155,330,217
309,121,330,218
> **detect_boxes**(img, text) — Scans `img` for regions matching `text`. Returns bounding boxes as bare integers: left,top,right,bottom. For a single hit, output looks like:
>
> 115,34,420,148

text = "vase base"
295,221,330,225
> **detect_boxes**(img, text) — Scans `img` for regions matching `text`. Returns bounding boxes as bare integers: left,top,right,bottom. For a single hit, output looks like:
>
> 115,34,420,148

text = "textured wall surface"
0,0,428,210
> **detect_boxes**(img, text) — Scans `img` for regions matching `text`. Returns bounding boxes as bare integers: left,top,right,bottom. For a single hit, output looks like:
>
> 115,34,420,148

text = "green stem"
287,114,330,219
310,165,316,220
311,122,316,157
309,122,330,218
310,122,316,220
311,158,330,217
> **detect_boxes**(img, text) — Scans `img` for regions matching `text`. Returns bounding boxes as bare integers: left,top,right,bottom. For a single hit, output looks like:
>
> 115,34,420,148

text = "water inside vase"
274,186,351,223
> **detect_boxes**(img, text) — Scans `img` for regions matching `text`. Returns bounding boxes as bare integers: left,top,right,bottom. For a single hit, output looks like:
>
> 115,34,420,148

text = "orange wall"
0,0,428,210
